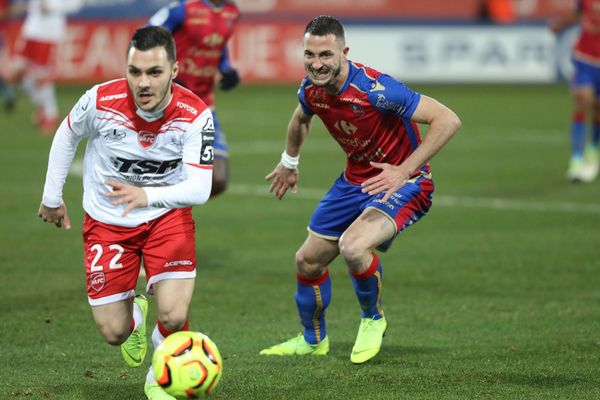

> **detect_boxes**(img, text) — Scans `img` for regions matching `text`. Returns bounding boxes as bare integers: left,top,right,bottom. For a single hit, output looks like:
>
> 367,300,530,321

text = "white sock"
132,301,143,331
38,84,57,118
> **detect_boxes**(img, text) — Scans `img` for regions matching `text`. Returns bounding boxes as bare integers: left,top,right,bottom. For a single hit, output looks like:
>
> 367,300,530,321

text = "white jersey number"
89,244,125,272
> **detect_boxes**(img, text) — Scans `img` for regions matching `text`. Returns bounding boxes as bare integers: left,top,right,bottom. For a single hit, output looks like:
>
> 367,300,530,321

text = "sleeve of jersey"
148,1,185,31
368,74,421,119
144,109,214,208
297,79,314,116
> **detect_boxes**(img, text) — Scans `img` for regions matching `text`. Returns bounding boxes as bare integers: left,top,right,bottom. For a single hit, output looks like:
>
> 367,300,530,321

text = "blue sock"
295,270,331,344
350,253,384,320
571,111,586,157
592,120,599,149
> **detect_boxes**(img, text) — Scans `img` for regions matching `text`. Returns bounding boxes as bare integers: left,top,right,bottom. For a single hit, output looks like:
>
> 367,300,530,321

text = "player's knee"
97,323,130,346
338,233,367,267
295,249,323,277
158,310,188,333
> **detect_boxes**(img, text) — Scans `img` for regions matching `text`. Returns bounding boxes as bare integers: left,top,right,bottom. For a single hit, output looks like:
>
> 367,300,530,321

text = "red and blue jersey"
299,61,425,185
574,0,600,65
150,0,239,107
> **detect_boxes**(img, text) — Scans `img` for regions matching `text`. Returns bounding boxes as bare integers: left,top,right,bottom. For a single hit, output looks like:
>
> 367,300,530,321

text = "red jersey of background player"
151,0,239,108
574,0,600,64
298,61,426,185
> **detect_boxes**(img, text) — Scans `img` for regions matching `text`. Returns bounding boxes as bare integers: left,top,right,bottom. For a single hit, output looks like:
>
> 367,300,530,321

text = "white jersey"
22,0,83,43
42,79,214,227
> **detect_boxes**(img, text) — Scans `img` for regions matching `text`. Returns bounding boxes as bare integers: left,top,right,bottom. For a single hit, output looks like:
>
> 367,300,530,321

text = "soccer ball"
153,331,223,398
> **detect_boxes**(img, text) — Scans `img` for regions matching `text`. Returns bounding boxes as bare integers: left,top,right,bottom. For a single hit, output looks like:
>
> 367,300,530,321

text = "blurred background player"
550,0,600,183
149,0,240,198
37,26,215,400
5,0,82,134
260,15,460,364
0,0,15,110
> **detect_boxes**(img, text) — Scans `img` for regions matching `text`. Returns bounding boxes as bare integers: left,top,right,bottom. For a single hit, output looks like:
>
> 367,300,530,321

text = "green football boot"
259,334,329,356
350,317,387,364
121,294,148,367
144,381,175,400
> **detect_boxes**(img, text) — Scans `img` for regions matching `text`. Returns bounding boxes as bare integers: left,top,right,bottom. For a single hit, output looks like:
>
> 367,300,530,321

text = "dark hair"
128,26,176,63
304,15,345,44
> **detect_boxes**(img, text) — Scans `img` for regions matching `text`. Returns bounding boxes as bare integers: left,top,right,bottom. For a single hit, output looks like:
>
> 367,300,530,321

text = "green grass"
1,82,600,399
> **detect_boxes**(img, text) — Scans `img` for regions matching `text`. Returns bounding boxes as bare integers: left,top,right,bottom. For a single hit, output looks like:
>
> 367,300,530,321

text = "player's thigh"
83,215,143,306
153,278,195,323
91,297,134,337
212,157,229,183
341,208,396,253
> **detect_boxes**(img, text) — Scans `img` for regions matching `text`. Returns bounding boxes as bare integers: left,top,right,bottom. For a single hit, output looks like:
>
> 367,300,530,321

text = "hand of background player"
265,164,298,200
361,162,410,202
219,68,240,91
105,180,148,217
38,203,71,229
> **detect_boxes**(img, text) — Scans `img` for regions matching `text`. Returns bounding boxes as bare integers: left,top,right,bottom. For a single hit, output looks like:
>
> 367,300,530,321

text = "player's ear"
171,60,179,81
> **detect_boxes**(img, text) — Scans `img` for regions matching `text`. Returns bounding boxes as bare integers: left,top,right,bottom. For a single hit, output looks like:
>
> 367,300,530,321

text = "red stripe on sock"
297,269,330,286
572,111,586,123
352,253,380,281
157,320,189,338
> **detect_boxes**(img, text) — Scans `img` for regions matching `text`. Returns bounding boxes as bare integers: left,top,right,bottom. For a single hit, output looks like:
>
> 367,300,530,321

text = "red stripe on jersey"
67,114,72,130
186,163,213,170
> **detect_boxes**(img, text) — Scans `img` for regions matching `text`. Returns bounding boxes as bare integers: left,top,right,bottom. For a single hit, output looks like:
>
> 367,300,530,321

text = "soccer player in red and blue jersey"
260,15,461,364
551,0,600,182
149,0,239,197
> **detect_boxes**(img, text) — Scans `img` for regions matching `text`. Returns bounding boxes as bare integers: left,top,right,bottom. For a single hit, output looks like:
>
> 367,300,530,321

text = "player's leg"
83,214,148,366
582,73,600,181
342,173,434,363
260,233,338,356
210,112,229,197
140,208,197,400
567,60,595,182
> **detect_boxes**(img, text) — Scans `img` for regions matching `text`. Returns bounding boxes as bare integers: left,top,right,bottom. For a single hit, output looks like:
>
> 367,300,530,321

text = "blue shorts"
571,58,600,96
212,111,228,159
308,172,434,251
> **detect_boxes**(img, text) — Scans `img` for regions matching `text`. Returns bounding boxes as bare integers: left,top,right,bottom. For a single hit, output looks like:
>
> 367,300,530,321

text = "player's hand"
105,180,148,217
38,203,72,229
219,68,240,91
265,164,298,200
361,162,410,202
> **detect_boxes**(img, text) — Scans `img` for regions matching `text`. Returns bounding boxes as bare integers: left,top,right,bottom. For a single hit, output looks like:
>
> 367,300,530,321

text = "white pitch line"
228,183,600,215
68,161,600,215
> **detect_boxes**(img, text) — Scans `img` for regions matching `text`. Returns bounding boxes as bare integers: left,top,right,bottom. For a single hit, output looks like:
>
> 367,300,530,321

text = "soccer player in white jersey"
7,0,82,133
38,26,214,400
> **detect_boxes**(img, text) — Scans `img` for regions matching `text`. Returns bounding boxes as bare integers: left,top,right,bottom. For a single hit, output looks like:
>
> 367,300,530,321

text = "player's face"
127,46,178,113
303,33,349,90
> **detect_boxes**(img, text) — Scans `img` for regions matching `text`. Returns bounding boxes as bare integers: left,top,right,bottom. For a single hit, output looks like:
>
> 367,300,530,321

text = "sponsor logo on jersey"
309,90,327,102
203,32,224,47
176,101,198,115
99,93,128,102
101,129,127,142
163,260,193,267
313,102,330,109
370,82,386,92
113,157,181,175
138,130,158,149
90,272,105,292
376,94,404,113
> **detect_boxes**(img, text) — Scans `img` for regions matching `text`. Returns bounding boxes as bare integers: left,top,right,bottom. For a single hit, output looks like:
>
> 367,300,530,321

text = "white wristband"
280,151,299,169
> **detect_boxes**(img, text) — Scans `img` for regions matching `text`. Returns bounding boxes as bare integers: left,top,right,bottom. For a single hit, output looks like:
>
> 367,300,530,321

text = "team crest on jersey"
350,103,365,117
90,272,105,292
138,130,158,149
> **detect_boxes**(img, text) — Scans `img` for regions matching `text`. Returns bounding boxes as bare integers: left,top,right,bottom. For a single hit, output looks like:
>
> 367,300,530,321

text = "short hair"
128,26,176,63
304,15,345,44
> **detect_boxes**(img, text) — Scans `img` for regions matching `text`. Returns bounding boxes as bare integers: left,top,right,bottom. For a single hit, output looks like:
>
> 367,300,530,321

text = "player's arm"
266,104,313,200
38,91,93,229
362,79,460,201
106,109,214,215
148,0,185,31
548,1,581,33
218,45,240,91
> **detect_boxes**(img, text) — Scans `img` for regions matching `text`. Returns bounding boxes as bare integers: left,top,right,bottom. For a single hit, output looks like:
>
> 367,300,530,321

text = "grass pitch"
1,83,599,399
